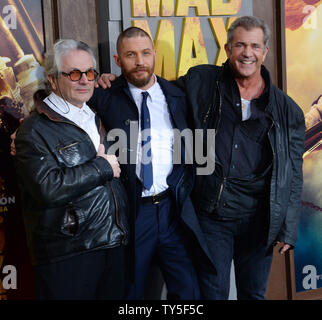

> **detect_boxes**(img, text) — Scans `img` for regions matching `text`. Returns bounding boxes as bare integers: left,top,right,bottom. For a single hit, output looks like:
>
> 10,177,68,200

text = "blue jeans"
197,212,273,300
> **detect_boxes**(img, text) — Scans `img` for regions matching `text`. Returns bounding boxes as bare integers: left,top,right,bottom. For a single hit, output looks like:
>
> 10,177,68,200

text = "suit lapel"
111,75,139,119
156,76,186,132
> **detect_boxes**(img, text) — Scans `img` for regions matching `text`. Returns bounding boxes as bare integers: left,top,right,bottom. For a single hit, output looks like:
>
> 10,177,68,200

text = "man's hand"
97,144,121,178
95,73,117,89
10,131,17,156
10,118,24,156
276,242,292,254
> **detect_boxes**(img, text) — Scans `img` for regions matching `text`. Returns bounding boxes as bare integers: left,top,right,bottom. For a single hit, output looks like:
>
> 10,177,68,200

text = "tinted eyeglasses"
60,68,98,81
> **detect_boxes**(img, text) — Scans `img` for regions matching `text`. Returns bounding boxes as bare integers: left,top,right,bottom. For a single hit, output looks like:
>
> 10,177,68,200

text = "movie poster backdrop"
3,0,321,300
285,0,322,295
0,0,45,299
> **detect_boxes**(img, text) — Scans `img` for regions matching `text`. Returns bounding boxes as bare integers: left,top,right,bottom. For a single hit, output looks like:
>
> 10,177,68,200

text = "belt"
141,189,170,205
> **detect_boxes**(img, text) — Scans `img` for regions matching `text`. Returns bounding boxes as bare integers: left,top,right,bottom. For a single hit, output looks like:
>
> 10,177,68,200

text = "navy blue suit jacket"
88,75,214,268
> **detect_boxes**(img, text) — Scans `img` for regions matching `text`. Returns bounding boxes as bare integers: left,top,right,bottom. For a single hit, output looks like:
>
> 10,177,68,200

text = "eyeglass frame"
58,68,99,82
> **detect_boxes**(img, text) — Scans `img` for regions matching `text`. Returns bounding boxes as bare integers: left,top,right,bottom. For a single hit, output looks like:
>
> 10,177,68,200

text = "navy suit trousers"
128,195,200,300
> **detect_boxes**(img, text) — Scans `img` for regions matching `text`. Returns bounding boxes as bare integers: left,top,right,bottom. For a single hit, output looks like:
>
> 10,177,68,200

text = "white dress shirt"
44,92,100,151
128,75,174,197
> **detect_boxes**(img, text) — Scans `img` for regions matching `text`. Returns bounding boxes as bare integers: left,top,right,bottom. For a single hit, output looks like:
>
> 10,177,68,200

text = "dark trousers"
34,246,127,300
128,195,200,299
197,212,273,300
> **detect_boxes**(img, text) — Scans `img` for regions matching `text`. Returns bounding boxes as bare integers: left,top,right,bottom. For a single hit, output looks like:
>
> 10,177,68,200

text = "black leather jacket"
176,63,305,248
14,101,129,266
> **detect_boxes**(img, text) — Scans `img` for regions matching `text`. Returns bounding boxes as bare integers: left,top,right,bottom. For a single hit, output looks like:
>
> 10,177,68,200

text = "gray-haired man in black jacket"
14,39,129,300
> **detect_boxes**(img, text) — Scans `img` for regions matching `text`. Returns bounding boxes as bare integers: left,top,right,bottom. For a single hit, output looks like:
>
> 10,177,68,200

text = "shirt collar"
46,92,89,115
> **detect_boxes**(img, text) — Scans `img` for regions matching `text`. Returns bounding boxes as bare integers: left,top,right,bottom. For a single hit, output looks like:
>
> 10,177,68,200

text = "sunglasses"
60,68,99,81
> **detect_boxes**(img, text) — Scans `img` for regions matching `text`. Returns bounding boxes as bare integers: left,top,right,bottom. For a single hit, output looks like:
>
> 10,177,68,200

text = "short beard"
122,65,154,88
127,73,153,88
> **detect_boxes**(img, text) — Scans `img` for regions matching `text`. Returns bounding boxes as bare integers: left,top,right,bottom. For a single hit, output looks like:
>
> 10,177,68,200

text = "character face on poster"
0,0,45,300
285,0,322,293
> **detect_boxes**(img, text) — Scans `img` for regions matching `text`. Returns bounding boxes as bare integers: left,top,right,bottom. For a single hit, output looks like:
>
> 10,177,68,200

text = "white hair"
44,39,97,77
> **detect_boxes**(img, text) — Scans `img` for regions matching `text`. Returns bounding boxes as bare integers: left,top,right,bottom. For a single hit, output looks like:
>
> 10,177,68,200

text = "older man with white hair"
14,39,129,300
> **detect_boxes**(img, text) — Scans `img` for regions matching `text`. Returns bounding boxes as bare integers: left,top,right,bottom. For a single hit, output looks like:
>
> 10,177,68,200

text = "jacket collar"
36,99,73,123
36,99,106,144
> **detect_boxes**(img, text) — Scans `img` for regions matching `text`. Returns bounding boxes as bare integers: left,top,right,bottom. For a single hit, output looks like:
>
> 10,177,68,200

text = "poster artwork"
0,0,45,299
285,0,322,293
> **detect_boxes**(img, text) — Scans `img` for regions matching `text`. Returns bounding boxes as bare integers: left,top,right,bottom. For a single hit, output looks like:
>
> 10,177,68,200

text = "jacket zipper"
202,80,225,209
203,80,222,135
109,181,127,245
214,81,225,208
214,80,222,136
216,177,226,209
265,111,280,202
265,112,278,159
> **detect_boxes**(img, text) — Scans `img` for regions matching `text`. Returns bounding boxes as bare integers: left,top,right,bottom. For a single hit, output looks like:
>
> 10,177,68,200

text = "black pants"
34,246,127,300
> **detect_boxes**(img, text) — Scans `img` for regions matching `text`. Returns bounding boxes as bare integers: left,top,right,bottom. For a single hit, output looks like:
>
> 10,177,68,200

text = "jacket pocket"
62,207,79,235
55,141,84,167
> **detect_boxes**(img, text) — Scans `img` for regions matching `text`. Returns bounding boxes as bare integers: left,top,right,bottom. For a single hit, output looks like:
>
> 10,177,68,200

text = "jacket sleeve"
88,87,111,113
172,74,188,91
15,122,114,208
278,103,306,246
